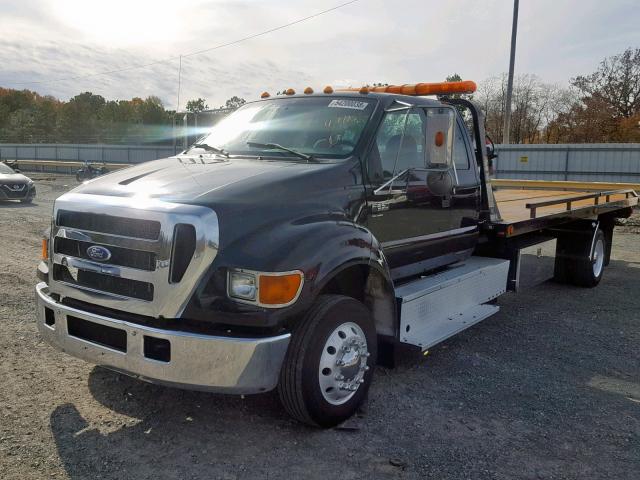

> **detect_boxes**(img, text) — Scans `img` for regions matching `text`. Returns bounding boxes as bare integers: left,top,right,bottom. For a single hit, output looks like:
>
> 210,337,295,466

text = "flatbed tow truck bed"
489,180,638,237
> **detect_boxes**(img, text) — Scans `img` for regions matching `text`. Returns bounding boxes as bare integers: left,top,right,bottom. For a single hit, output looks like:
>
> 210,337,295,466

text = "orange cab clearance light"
285,88,296,95
359,86,369,94
304,87,314,94
261,91,270,99
323,85,334,94
259,272,303,306
342,80,477,96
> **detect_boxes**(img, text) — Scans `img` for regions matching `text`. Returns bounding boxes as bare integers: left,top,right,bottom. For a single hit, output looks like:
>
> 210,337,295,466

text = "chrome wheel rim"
318,322,369,405
593,238,604,277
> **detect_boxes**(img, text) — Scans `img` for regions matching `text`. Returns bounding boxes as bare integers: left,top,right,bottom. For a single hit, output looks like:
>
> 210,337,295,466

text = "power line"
7,0,362,87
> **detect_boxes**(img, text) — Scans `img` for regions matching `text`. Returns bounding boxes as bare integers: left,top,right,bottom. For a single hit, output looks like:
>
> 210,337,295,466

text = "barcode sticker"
328,99,369,110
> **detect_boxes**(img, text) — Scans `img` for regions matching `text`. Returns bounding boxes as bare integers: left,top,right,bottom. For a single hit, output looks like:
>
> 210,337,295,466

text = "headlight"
228,271,257,301
227,269,304,307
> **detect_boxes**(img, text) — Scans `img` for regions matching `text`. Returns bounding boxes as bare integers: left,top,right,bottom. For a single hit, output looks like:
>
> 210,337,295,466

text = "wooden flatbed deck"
489,180,639,237
494,189,634,223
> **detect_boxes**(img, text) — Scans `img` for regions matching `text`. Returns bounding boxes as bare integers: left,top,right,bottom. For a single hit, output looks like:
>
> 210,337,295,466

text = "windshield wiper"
246,142,316,162
189,143,229,157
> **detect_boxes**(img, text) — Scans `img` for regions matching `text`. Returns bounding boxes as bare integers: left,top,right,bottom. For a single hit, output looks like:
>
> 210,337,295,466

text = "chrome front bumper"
35,282,290,394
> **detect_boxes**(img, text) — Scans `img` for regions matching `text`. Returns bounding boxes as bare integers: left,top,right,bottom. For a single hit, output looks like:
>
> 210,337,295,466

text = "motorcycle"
76,161,109,182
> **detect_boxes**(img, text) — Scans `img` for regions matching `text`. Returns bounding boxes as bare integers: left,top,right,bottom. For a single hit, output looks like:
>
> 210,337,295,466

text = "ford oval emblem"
86,245,112,262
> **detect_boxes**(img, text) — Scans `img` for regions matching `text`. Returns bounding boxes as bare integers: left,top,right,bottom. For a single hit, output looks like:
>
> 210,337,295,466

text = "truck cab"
35,81,637,427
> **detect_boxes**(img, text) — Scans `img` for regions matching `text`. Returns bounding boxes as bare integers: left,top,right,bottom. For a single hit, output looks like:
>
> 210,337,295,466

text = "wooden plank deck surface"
494,188,630,223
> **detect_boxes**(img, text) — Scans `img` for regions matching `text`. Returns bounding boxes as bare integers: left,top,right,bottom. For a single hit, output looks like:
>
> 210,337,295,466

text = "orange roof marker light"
342,80,477,96
285,88,296,95
304,87,314,94
323,85,334,94
359,86,369,94
261,91,270,99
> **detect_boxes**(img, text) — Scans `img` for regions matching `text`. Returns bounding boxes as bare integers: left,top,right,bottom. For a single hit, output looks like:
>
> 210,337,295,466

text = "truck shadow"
0,200,38,208
49,366,296,478
48,258,640,479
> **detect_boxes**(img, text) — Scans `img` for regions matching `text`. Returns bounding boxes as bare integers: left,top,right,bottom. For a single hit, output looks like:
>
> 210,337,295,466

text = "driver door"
363,106,471,278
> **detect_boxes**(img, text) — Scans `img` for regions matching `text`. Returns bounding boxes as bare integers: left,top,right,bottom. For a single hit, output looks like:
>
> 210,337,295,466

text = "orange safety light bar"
344,81,477,96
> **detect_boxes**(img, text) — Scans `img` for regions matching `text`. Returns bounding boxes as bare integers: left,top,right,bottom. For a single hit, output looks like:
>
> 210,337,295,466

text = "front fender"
183,214,390,330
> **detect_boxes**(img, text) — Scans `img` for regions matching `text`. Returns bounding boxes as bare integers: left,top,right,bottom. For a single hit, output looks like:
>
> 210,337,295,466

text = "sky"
0,0,638,110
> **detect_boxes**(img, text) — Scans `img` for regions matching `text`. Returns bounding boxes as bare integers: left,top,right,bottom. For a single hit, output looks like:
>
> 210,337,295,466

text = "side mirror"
485,136,497,161
486,145,497,161
427,170,454,197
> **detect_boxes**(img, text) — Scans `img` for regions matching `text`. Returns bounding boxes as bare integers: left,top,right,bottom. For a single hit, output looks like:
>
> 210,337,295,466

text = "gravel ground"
1,174,639,480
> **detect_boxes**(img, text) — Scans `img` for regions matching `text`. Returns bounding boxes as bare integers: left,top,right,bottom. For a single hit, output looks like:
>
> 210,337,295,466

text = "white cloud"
0,0,638,109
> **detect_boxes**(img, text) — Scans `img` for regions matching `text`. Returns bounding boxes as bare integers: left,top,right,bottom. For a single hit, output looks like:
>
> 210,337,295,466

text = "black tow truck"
35,81,638,427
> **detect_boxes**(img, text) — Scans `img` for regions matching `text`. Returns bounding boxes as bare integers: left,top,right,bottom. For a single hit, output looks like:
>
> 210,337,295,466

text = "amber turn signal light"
259,272,303,306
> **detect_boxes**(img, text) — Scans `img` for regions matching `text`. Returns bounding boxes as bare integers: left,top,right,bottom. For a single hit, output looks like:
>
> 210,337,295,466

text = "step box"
395,257,510,350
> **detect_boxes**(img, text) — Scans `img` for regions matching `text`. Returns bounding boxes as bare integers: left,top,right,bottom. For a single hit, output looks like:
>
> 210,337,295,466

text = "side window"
370,110,426,182
453,122,471,170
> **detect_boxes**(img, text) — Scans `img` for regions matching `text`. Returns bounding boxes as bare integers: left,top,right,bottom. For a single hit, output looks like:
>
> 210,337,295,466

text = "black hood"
72,156,344,205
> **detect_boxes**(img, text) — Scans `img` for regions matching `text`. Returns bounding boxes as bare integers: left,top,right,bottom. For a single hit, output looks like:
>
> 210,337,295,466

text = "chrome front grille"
48,192,219,318
54,237,157,271
1,183,28,199
57,210,161,240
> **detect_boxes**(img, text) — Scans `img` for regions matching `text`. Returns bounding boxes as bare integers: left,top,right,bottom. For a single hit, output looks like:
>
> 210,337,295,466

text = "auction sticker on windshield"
328,99,369,110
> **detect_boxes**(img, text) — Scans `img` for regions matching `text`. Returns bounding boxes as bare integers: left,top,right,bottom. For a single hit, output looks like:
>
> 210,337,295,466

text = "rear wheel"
278,295,376,427
563,229,606,287
572,230,605,287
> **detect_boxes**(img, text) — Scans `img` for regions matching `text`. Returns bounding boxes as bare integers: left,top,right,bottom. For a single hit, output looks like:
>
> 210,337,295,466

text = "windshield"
197,97,376,159
0,163,16,174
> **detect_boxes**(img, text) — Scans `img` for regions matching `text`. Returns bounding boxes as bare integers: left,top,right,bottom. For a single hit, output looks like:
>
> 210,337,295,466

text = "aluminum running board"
395,257,510,350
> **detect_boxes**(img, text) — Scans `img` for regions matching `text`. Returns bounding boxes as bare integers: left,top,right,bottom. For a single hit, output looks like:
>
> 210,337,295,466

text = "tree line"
474,48,639,143
0,48,637,145
0,91,247,145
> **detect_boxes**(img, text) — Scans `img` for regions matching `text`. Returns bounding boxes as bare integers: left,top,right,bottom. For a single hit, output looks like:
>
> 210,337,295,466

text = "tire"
76,172,84,182
278,294,377,428
567,229,606,288
20,197,33,204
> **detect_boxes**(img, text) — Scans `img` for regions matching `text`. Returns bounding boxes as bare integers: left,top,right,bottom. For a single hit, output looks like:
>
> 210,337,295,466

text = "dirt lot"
1,174,639,480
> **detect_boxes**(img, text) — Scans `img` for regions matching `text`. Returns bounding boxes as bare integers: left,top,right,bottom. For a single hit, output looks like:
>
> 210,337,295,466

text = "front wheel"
278,295,376,428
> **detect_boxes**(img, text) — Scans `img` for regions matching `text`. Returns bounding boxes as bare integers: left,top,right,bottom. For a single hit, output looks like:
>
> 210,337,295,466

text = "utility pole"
176,54,183,113
502,0,519,145
175,55,183,152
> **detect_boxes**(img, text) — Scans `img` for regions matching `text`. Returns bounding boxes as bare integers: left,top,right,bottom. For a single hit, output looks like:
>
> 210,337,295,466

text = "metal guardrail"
3,160,131,173
494,143,640,184
0,143,179,164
